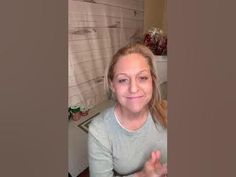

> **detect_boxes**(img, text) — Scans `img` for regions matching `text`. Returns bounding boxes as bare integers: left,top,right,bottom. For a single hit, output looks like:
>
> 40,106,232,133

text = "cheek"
112,82,125,95
142,81,153,93
146,87,153,100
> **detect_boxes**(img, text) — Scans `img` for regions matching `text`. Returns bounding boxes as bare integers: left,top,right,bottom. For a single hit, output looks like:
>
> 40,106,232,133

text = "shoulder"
88,106,115,149
155,121,167,133
88,106,114,136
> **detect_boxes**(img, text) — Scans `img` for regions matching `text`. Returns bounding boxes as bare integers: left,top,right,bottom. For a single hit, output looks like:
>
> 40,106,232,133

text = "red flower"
143,27,167,56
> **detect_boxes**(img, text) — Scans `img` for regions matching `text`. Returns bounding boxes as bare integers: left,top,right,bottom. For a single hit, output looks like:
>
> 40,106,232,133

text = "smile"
126,96,143,99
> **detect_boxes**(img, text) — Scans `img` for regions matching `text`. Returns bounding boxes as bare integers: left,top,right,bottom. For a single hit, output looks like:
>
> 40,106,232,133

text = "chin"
117,97,151,113
124,103,149,114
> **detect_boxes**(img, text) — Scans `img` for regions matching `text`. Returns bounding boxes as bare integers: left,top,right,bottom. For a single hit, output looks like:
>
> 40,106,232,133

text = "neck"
115,104,149,131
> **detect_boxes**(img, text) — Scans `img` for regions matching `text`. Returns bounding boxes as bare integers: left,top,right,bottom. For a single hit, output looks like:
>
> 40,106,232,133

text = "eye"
138,76,149,81
118,78,129,84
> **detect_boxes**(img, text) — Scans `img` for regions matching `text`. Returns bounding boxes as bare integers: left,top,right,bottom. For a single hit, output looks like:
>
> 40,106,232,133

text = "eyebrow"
114,69,151,78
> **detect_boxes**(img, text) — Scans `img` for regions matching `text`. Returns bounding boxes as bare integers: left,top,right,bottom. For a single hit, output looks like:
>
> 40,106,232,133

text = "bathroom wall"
144,0,167,33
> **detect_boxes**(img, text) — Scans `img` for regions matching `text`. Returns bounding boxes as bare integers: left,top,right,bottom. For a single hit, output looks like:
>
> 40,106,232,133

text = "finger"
154,151,161,160
162,163,167,168
155,165,168,177
160,165,168,177
152,151,161,166
151,151,162,170
151,151,157,164
151,150,160,161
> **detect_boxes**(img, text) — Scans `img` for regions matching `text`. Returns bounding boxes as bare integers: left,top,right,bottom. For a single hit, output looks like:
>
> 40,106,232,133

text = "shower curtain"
68,0,144,110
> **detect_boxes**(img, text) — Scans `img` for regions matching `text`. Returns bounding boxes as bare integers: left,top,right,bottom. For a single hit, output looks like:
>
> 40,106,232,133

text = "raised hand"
141,151,167,177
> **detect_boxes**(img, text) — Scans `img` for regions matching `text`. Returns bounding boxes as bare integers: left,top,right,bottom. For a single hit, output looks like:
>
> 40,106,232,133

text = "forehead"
114,53,150,73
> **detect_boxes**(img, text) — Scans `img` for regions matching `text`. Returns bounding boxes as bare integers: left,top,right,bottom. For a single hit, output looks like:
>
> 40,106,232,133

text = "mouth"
126,96,143,100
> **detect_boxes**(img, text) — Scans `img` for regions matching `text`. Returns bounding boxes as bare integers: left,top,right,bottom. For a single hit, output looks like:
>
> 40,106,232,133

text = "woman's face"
111,53,153,114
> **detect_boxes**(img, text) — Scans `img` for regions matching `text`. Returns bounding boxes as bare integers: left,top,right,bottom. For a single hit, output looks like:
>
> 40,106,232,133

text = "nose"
129,78,139,93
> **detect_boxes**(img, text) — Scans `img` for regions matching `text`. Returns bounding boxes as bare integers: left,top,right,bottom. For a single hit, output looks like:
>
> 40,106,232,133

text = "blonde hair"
104,42,167,128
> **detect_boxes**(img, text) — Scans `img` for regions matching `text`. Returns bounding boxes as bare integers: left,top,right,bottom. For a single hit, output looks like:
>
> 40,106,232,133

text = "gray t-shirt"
88,106,167,177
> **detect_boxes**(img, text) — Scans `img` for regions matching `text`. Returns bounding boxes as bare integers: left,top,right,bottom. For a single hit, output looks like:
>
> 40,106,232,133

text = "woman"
88,43,167,177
